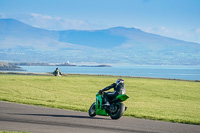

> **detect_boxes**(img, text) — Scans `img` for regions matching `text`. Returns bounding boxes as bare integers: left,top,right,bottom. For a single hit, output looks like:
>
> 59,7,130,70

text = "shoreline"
0,71,199,82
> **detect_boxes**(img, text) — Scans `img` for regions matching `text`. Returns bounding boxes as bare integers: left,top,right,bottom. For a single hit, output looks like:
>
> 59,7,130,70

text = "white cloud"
0,12,106,30
19,13,106,30
196,28,200,33
30,13,52,20
0,12,6,18
194,28,200,44
142,26,176,35
141,26,200,44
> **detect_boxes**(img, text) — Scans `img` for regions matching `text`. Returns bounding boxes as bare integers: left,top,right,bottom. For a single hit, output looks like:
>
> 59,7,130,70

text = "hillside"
0,18,200,65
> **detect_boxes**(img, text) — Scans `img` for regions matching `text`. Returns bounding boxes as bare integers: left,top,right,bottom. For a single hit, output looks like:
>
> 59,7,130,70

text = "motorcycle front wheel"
89,102,96,117
109,102,125,120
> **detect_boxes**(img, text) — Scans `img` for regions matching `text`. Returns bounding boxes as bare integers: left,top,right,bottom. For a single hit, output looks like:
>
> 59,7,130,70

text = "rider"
99,78,126,106
53,68,62,76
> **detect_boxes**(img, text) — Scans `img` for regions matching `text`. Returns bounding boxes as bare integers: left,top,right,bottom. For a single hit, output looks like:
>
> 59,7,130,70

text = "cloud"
17,13,107,30
24,13,88,30
0,12,106,30
196,28,200,33
143,26,174,35
142,26,181,38
141,26,200,44
194,28,200,44
30,13,52,20
0,12,6,18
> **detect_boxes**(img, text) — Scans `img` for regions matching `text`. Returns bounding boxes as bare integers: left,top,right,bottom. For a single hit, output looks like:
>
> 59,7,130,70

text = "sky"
0,0,200,44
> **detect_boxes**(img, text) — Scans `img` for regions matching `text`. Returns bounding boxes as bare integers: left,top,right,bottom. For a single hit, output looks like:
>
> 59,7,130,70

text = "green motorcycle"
89,92,129,119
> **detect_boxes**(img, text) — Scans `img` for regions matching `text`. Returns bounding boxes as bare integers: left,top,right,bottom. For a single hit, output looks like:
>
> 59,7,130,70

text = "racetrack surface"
0,102,199,133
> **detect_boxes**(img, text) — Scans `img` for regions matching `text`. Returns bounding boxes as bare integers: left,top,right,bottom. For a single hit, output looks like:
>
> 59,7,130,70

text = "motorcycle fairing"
95,92,108,116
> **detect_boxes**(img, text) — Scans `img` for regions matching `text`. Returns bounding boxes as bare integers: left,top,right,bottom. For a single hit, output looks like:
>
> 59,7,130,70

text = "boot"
102,101,110,106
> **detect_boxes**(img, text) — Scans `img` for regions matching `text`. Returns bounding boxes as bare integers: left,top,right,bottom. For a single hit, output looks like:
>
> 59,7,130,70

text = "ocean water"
19,65,200,80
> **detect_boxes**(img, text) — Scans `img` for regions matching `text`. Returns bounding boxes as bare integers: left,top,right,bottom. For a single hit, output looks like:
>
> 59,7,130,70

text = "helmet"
116,78,124,83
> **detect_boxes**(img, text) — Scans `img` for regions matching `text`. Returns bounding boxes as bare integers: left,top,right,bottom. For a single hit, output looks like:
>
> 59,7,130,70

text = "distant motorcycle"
89,91,129,119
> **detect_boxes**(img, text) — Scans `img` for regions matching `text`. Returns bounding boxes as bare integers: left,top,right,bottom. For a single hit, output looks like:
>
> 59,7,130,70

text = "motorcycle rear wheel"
89,102,96,117
109,102,125,119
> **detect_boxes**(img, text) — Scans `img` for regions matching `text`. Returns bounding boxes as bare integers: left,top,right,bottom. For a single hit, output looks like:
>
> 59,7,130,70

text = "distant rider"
53,68,62,76
99,78,126,106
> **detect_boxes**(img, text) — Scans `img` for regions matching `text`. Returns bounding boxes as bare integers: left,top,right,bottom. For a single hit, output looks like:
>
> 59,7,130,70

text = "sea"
19,65,200,81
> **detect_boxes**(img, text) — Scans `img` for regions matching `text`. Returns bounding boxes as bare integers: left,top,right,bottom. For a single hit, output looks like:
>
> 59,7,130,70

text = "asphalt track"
0,102,199,133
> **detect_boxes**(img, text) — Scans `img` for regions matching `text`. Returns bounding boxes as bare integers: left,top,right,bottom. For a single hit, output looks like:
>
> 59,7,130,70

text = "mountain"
0,18,200,65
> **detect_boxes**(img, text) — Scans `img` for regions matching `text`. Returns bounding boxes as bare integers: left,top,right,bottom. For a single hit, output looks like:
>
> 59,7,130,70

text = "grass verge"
0,74,199,124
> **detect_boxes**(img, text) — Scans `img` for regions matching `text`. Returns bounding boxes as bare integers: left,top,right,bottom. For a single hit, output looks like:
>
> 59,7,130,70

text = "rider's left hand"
99,90,103,95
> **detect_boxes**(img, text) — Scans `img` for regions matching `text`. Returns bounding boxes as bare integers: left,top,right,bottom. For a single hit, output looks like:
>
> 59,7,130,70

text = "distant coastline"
0,62,112,71
79,65,111,67
0,62,25,71
10,62,76,66
1,63,199,80
10,62,111,67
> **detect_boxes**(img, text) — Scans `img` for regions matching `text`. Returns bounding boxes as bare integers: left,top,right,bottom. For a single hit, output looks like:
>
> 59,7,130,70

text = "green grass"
0,74,200,124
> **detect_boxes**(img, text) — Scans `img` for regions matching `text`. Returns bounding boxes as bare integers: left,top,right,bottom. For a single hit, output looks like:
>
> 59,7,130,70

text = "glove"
99,90,103,95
